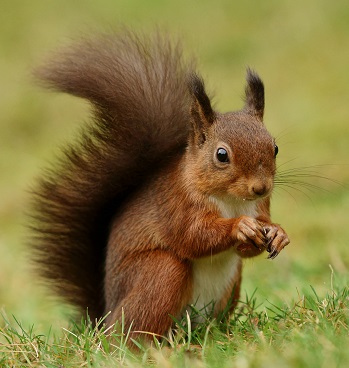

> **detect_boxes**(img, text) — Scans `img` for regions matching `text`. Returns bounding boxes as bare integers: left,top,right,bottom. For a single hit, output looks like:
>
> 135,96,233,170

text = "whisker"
276,158,303,171
274,182,314,201
274,129,295,144
273,186,301,203
275,176,335,192
276,165,346,188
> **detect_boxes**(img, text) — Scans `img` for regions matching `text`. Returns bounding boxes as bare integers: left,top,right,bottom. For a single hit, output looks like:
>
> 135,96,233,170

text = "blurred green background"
1,0,348,332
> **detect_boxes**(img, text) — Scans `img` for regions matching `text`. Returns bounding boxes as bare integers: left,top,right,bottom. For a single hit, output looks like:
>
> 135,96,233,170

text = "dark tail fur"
31,31,194,320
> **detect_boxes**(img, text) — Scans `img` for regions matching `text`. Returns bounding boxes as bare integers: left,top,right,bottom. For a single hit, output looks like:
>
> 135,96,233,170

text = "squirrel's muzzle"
248,178,273,198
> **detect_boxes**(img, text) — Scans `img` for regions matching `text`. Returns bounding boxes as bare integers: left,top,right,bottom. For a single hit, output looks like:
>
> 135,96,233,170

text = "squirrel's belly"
189,249,241,316
186,197,255,317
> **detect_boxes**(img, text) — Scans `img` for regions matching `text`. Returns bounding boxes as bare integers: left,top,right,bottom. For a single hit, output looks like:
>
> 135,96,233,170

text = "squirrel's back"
31,31,195,320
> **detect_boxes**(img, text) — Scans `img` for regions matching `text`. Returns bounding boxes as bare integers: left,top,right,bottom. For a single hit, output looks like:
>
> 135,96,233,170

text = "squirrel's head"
187,69,278,201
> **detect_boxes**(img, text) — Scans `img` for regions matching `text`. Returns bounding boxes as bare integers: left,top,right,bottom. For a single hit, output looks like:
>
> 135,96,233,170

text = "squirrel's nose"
251,183,268,196
252,184,267,195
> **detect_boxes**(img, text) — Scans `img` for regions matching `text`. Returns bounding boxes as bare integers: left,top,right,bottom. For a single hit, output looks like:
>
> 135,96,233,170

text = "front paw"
262,223,290,259
232,216,267,251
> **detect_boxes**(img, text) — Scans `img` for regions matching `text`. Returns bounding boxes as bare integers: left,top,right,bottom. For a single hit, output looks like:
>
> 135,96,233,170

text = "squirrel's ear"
188,73,215,145
244,68,264,121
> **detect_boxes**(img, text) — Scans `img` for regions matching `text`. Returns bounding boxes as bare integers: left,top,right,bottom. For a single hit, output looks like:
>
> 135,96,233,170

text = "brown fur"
31,30,290,339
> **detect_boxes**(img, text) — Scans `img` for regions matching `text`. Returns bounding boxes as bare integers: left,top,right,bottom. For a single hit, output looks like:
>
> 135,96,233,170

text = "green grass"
1,281,348,367
1,0,349,366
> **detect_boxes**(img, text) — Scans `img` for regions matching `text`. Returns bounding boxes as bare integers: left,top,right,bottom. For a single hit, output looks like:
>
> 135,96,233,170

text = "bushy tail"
31,31,194,320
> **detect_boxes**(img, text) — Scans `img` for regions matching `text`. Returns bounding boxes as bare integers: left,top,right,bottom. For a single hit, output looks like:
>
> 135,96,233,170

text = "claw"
267,249,279,259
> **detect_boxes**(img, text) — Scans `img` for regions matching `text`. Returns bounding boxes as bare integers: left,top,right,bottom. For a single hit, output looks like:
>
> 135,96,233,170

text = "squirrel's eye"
216,148,229,163
274,144,279,158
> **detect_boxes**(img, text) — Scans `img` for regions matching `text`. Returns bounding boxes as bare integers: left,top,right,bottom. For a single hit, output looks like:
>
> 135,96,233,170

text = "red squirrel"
32,31,290,338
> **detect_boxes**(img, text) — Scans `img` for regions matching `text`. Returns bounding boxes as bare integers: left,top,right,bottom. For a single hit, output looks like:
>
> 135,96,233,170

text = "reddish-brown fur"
31,30,290,341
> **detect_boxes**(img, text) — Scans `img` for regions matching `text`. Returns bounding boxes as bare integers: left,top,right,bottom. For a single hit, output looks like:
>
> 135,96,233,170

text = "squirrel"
31,30,290,339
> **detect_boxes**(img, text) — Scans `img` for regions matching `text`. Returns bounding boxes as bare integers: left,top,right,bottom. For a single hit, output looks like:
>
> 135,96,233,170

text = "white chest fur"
189,196,257,316
190,249,240,315
209,195,258,219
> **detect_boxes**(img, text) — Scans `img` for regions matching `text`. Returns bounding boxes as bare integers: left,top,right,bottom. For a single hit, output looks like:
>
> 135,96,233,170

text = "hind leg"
106,250,192,340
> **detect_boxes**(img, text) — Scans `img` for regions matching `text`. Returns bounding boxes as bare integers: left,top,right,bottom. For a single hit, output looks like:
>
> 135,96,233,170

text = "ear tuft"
244,68,264,120
189,73,215,124
188,73,215,145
